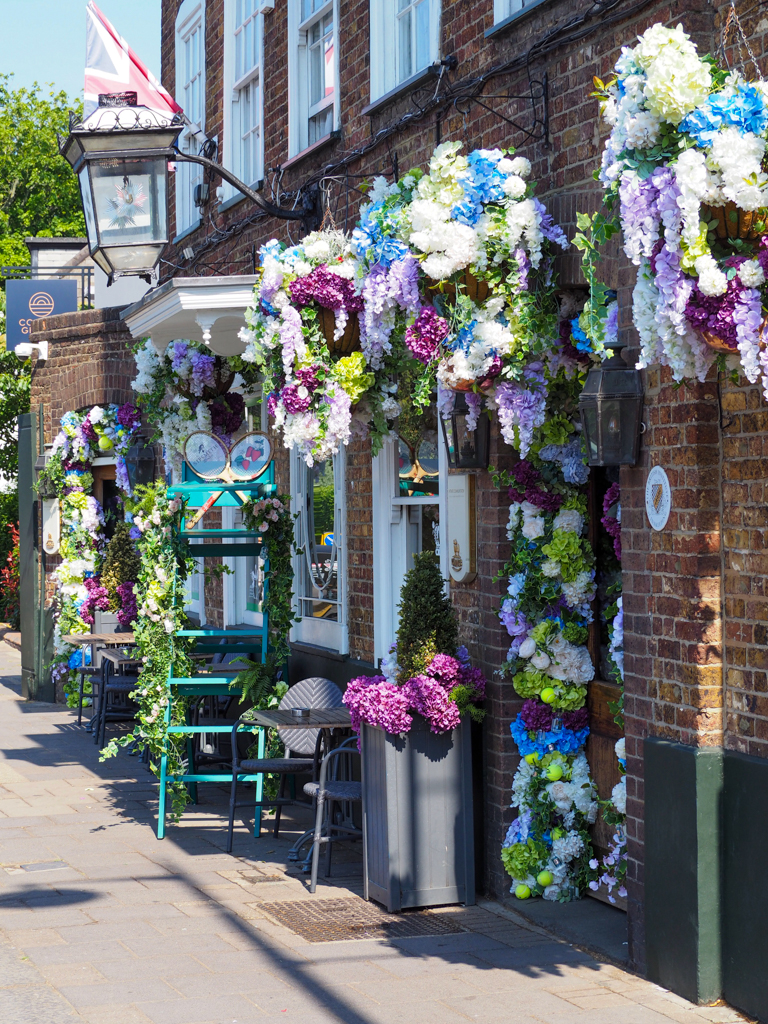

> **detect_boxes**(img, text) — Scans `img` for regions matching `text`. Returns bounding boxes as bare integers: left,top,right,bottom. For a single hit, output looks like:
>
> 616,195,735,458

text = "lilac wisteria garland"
595,22,768,393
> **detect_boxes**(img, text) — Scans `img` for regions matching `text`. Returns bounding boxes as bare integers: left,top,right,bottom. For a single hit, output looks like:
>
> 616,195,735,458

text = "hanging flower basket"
437,355,502,394
176,360,235,403
427,269,490,305
317,307,361,355
697,314,768,354
702,202,768,242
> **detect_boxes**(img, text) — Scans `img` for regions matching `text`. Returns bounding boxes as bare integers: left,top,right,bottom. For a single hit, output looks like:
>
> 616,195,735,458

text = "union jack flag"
84,1,183,118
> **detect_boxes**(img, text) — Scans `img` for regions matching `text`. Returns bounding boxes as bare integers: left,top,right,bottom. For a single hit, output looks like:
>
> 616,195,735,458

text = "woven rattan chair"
226,677,343,852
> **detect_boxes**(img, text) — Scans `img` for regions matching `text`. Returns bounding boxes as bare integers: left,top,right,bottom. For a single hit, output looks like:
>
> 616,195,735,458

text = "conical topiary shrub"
101,520,141,613
396,550,458,682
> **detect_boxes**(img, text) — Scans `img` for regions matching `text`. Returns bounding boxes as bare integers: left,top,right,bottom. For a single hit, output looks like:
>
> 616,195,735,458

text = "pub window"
175,0,206,235
369,0,440,103
288,0,339,156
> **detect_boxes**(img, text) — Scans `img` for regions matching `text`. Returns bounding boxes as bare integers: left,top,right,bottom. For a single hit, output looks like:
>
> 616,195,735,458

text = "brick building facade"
23,0,768,1016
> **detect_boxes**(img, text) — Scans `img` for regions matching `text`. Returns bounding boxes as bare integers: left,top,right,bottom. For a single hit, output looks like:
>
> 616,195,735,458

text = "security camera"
15,341,49,361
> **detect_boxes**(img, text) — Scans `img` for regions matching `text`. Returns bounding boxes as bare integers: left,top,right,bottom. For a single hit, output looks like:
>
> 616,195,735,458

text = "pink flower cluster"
344,653,487,737
80,576,110,625
116,581,137,629
405,306,450,364
601,482,621,561
289,265,364,314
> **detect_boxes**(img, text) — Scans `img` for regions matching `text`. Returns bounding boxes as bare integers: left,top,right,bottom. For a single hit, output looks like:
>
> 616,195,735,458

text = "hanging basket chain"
719,1,763,81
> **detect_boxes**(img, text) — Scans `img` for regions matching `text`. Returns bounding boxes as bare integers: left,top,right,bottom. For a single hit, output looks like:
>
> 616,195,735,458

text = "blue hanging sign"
6,279,78,350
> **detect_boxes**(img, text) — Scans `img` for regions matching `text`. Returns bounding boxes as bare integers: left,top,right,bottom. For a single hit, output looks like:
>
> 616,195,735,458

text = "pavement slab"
0,641,752,1024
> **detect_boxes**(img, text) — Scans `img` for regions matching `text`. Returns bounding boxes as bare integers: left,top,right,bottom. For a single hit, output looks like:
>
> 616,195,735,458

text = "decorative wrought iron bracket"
454,73,549,145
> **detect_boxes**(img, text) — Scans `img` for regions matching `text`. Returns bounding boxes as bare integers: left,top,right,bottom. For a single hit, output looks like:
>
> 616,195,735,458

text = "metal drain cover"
254,897,467,942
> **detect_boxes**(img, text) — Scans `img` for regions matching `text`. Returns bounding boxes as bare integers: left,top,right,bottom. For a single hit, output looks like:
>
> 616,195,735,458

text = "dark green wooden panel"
644,738,722,1005
722,749,768,1021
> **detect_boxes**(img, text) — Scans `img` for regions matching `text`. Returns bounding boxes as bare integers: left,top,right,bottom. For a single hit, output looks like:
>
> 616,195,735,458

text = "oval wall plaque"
645,465,671,531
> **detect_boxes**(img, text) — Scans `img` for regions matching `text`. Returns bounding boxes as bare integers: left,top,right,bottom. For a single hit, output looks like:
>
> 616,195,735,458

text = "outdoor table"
247,708,351,730
61,633,137,733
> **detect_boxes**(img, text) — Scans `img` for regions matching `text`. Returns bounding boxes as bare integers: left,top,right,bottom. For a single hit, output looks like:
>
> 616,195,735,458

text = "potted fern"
344,551,484,912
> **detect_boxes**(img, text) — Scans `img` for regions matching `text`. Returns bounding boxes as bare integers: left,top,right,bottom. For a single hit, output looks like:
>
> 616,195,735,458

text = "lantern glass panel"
600,399,623,461
581,401,599,463
103,243,167,272
89,156,168,248
78,168,98,252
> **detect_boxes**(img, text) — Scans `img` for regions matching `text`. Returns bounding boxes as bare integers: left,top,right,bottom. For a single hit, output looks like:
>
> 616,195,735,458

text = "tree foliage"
0,348,31,479
0,76,85,251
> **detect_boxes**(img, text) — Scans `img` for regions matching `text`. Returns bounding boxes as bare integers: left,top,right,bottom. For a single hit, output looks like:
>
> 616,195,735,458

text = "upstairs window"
226,0,263,189
175,0,205,236
493,0,532,22
289,0,338,156
370,0,440,103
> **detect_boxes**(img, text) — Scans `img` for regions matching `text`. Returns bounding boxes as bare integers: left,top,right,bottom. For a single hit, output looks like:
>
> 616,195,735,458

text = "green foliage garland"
235,495,298,703
101,483,195,822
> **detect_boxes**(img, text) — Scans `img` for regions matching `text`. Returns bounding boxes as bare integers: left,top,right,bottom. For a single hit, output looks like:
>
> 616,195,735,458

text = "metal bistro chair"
306,737,366,895
95,657,141,749
226,677,344,853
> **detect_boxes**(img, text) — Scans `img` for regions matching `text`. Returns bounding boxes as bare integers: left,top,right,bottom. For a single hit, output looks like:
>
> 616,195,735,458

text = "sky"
0,0,161,102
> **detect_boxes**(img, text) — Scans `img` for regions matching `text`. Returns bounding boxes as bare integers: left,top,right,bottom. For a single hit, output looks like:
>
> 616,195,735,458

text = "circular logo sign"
183,432,228,480
645,465,671,531
229,432,272,481
28,291,55,317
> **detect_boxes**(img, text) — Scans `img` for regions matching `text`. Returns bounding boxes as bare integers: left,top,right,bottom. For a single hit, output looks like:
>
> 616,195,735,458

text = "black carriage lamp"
124,438,157,491
441,391,491,471
578,337,644,467
59,91,320,284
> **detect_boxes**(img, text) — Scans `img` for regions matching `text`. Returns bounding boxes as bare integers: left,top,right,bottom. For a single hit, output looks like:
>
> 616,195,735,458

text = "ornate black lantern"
60,94,320,285
124,440,156,490
441,392,491,470
578,339,644,466
59,93,183,283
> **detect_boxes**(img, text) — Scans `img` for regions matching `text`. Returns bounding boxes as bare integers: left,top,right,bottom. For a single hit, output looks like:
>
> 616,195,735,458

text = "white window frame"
222,0,264,203
185,518,206,623
287,0,340,158
369,0,441,104
175,0,206,237
493,0,532,23
290,447,348,653
372,435,448,665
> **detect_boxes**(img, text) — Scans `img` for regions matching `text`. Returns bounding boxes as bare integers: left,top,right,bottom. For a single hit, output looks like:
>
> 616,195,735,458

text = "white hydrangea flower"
694,254,728,297
552,509,584,535
738,260,765,288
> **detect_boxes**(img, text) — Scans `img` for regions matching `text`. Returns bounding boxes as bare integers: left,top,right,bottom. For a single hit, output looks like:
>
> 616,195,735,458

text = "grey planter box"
361,715,475,912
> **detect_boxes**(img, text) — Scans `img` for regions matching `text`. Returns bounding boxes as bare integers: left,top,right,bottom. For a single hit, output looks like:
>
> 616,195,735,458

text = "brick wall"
28,308,135,444
153,0,768,972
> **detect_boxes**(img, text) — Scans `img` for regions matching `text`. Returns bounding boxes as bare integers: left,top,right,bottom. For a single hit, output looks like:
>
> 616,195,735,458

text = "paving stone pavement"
0,642,750,1024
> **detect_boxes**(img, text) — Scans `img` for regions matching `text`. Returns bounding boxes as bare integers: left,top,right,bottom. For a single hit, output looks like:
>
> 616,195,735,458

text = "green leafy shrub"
396,550,458,681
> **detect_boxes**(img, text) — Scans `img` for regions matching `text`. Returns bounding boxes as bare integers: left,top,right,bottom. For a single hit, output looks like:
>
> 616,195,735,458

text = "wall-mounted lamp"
578,339,644,466
441,392,491,471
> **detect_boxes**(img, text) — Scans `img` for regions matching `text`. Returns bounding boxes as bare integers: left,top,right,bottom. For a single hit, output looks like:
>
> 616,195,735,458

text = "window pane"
237,0,244,26
415,0,430,73
302,0,312,20
236,29,243,79
300,459,338,621
241,84,252,183
398,9,412,82
244,19,253,72
323,21,334,98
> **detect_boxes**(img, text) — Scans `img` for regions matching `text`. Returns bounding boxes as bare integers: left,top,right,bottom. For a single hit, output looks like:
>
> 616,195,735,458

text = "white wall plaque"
42,499,60,555
645,465,671,531
447,473,477,584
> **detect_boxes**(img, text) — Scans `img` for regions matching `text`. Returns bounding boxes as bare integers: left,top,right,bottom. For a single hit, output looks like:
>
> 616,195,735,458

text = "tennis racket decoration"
182,431,273,526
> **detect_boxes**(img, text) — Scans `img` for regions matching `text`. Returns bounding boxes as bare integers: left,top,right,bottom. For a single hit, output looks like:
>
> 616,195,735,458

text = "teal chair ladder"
155,474,276,840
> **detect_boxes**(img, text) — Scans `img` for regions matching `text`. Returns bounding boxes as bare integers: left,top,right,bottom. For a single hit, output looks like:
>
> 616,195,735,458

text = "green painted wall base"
722,749,768,1021
644,738,723,1005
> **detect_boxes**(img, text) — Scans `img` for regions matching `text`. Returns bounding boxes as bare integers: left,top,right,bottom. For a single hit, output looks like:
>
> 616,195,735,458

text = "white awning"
122,275,257,356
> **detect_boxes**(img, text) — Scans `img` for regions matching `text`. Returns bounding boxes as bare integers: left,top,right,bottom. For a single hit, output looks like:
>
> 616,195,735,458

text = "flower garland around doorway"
41,405,142,706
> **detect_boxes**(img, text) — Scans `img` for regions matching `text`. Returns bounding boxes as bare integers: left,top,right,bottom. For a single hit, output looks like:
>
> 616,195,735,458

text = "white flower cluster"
709,128,768,212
